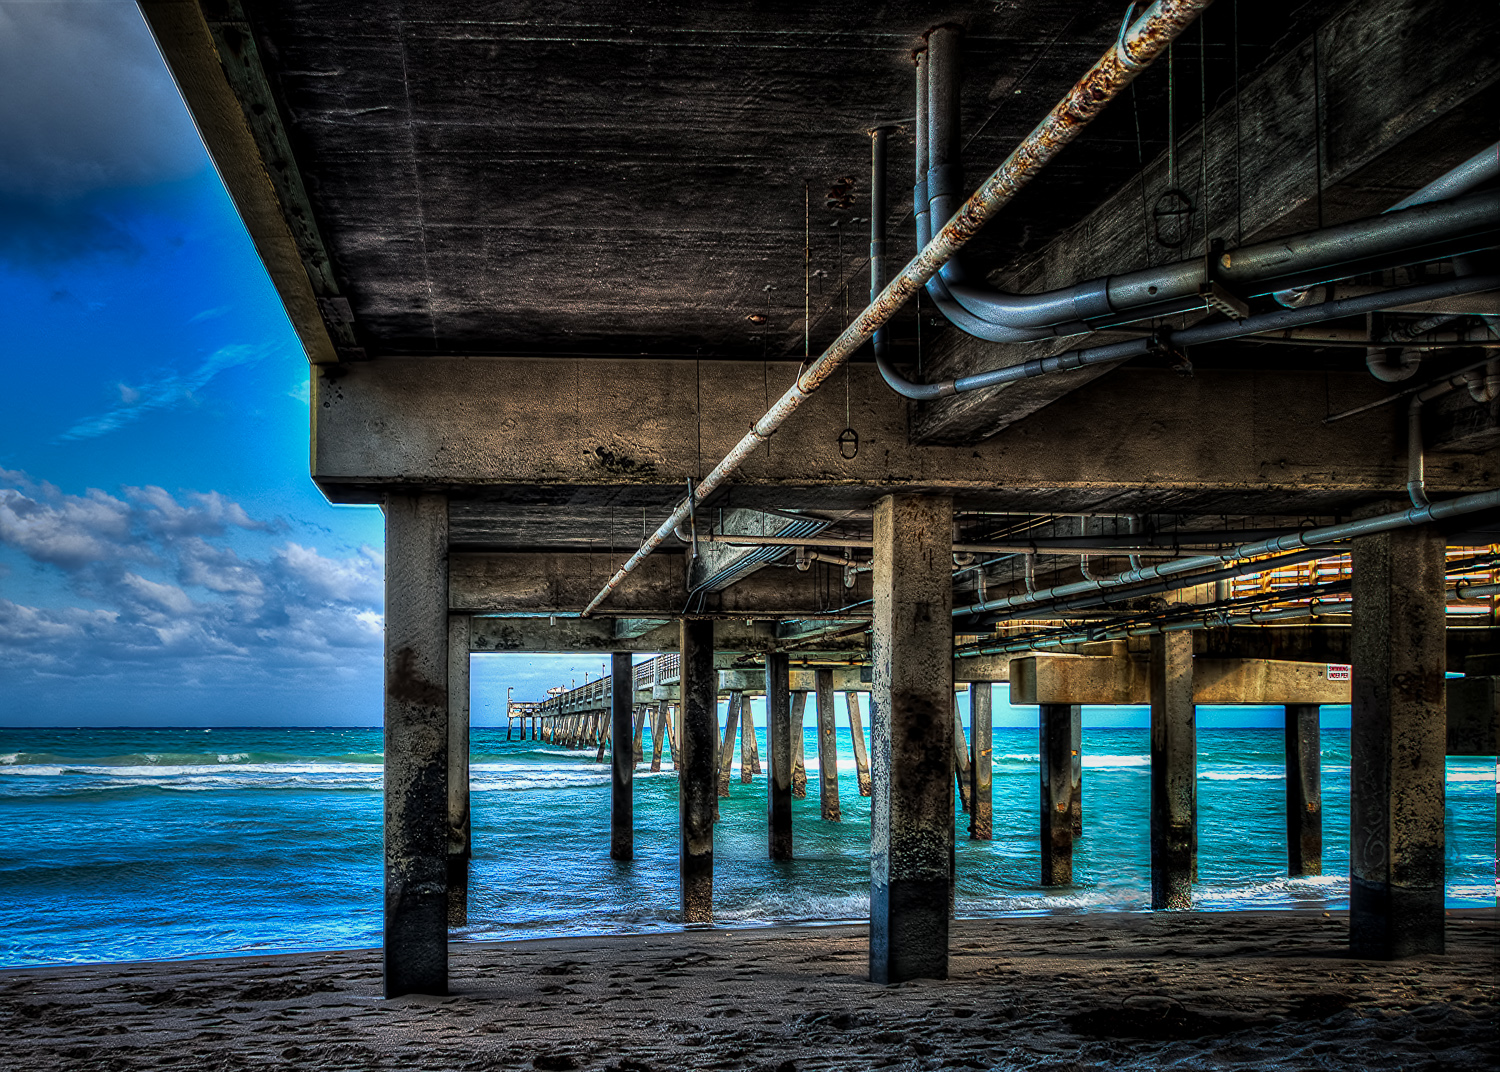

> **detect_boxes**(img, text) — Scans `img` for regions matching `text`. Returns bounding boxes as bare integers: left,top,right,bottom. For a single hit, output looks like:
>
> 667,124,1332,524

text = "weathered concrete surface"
765,653,793,861
1351,527,1447,958
312,361,1496,514
446,614,470,927
815,670,841,822
383,493,449,997
611,653,635,861
1284,704,1322,878
679,620,716,924
1040,704,1080,887
1149,631,1196,912
870,494,954,984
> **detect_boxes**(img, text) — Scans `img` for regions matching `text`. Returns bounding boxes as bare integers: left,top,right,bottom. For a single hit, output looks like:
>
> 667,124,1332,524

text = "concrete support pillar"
790,692,809,798
815,669,841,821
766,652,793,860
969,684,992,840
611,653,634,861
847,691,873,797
650,701,667,772
1285,704,1322,877
383,492,449,997
1351,527,1447,958
446,615,470,926
869,494,953,984
1149,632,1196,910
679,620,716,923
1039,703,1080,887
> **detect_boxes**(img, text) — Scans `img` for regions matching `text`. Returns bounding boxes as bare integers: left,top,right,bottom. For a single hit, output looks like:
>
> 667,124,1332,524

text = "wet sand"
1,910,1494,1071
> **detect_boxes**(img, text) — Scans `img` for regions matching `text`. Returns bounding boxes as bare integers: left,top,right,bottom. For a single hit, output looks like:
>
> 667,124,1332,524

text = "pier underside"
142,0,1500,995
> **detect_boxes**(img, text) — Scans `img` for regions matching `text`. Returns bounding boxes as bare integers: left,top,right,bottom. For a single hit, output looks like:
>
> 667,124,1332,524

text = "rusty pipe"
581,0,1213,617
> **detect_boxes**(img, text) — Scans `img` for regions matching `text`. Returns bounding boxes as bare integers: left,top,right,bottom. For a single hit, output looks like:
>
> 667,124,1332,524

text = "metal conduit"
914,26,1499,335
954,484,1500,619
879,273,1500,400
580,0,1216,617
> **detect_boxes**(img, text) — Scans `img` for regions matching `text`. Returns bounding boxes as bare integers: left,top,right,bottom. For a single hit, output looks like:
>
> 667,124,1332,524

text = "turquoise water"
0,720,1493,967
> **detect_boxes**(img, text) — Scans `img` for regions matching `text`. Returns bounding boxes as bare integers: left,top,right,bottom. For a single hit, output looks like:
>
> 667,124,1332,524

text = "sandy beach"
1,909,1493,1071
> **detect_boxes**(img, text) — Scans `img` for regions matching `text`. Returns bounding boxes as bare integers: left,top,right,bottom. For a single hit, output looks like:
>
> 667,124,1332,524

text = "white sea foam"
1082,754,1150,769
1201,770,1284,781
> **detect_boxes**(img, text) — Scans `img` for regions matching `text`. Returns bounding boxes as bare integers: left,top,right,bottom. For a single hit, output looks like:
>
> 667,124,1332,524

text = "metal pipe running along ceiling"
580,0,1217,616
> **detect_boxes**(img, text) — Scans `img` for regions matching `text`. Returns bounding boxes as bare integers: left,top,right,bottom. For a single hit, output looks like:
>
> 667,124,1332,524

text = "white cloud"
0,471,386,692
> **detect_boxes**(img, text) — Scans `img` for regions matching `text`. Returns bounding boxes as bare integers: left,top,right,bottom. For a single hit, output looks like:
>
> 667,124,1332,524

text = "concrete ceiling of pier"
239,0,1333,361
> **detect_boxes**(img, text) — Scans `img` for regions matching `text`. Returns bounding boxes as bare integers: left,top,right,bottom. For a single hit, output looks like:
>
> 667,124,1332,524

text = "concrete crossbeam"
310,359,1493,514
451,552,871,619
1010,655,1353,705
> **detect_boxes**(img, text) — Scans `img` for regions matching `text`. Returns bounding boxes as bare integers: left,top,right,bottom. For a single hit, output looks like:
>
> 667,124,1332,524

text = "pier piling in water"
1284,703,1322,877
969,684,992,839
716,690,742,805
1039,703,1080,886
766,652,793,860
680,620,716,923
611,652,634,861
870,494,954,984
740,700,759,781
952,695,971,814
1070,710,1083,839
790,692,808,798
816,670,841,821
632,704,647,764
650,701,667,772
847,691,872,797
1150,632,1196,911
446,614,471,926
1351,527,1447,958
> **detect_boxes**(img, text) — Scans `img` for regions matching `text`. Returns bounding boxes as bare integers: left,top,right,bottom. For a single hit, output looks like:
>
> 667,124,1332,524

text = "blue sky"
0,3,1338,730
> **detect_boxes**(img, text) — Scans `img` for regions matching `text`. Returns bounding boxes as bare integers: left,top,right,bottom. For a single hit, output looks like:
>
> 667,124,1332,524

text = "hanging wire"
1131,84,1150,266
1311,27,1324,229
1167,43,1176,191
1233,0,1243,247
803,182,811,359
1199,14,1208,255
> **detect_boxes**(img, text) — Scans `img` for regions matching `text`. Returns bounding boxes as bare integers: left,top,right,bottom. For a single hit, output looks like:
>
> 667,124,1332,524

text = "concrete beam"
451,551,871,618
912,0,1500,444
311,359,1495,513
1011,655,1353,705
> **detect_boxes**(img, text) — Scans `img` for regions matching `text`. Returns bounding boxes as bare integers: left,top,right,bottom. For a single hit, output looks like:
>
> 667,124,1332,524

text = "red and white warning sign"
1326,664,1352,681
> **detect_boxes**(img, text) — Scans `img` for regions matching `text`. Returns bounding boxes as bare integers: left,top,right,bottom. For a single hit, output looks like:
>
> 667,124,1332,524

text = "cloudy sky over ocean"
0,2,615,725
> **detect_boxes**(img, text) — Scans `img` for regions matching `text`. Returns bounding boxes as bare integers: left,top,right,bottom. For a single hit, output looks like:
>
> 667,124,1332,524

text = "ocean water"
0,722,1493,967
